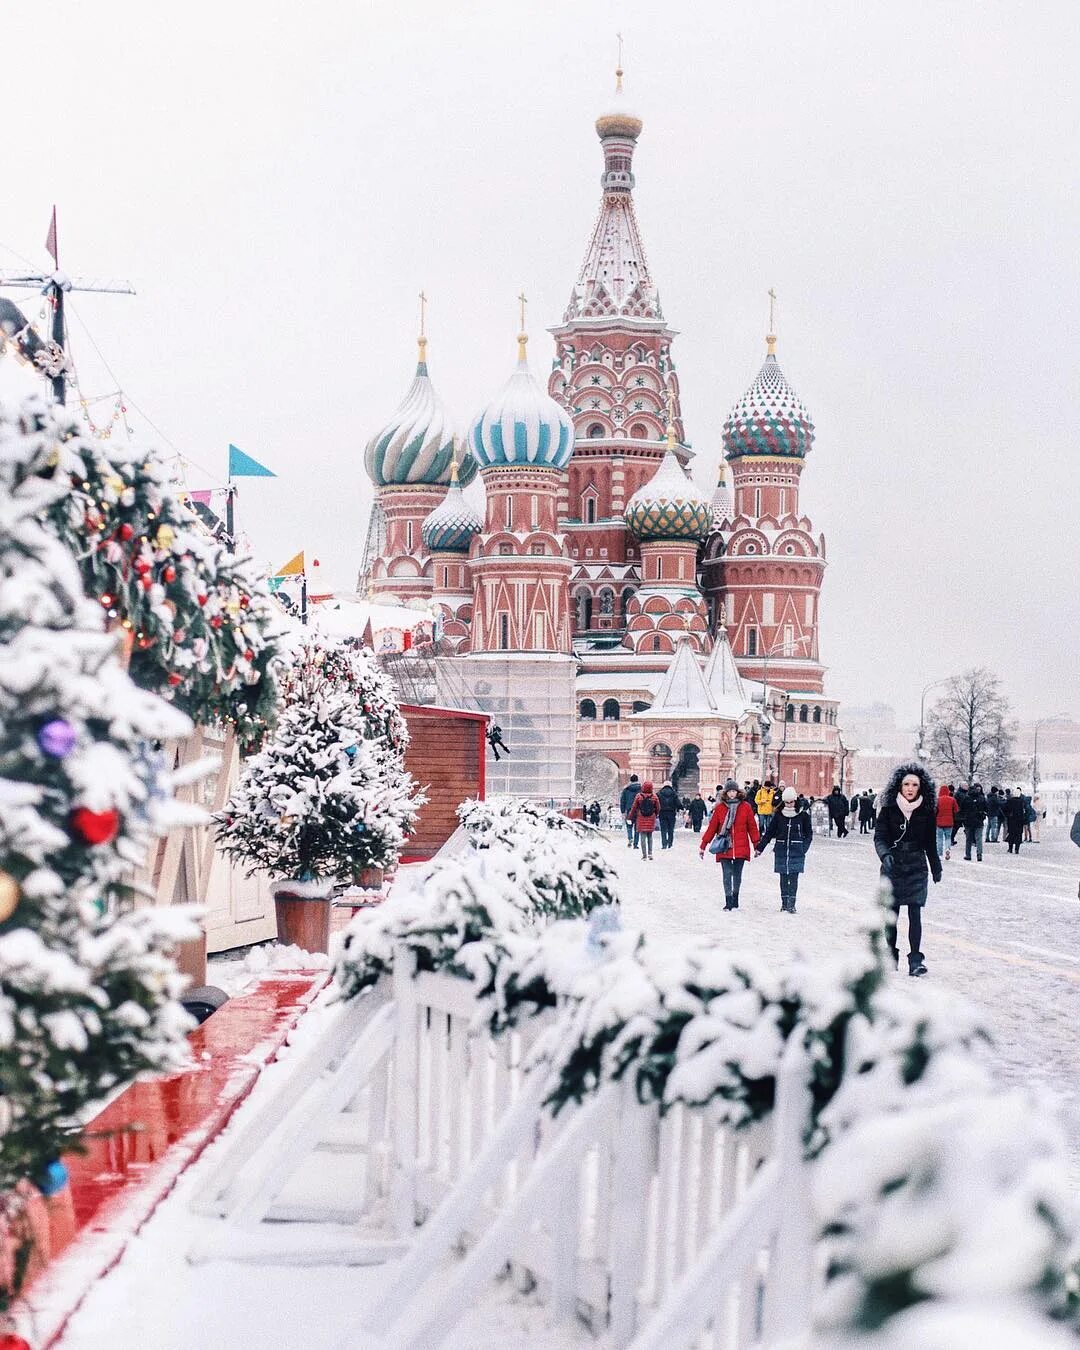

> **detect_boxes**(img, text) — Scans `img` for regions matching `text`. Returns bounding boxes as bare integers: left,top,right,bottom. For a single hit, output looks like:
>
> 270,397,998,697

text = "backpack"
637,794,657,819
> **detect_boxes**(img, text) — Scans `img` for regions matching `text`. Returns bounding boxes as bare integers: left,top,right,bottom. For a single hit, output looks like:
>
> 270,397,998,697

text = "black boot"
908,952,927,977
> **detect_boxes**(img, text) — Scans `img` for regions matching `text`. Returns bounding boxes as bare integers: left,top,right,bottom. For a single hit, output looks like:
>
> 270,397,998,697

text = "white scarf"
896,792,922,820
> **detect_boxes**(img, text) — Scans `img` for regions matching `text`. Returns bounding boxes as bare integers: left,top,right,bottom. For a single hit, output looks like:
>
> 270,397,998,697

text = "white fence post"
391,945,421,1235
761,1034,814,1344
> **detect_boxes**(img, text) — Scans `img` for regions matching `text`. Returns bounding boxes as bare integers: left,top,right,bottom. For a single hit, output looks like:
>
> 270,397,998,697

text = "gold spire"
418,289,428,363
665,385,677,451
517,290,528,362
450,435,460,484
615,32,624,92
766,286,777,355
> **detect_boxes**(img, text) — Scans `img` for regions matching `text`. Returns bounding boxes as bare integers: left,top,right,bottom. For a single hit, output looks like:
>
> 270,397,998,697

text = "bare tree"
926,668,1017,785
575,753,620,803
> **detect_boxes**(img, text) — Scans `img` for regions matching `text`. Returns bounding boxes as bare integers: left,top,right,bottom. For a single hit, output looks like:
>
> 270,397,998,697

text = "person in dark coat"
756,786,813,912
699,779,760,910
985,786,1003,843
619,774,640,848
1002,788,1027,854
587,800,602,827
629,780,660,860
951,785,966,846
826,786,850,837
657,780,679,850
857,791,875,833
874,762,941,976
688,792,708,833
961,782,988,861
1071,810,1080,899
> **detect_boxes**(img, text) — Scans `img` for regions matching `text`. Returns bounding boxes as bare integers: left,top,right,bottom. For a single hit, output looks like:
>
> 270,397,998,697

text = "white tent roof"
702,627,748,714
647,639,715,715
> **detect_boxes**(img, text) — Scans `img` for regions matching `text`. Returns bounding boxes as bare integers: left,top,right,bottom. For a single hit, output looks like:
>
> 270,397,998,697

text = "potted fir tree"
214,639,422,951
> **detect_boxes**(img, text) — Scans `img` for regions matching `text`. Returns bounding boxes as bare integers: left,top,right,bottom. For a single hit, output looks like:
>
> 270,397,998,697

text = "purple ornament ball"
38,718,78,758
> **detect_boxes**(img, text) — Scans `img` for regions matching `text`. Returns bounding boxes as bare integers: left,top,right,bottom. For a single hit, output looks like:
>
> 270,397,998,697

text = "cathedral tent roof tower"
364,334,477,487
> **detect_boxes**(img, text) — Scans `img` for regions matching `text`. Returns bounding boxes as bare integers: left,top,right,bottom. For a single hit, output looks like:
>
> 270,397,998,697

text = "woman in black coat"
1002,789,1027,854
874,762,941,976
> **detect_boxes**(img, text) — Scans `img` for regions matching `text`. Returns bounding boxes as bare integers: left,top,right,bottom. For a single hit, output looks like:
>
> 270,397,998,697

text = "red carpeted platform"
15,972,326,1348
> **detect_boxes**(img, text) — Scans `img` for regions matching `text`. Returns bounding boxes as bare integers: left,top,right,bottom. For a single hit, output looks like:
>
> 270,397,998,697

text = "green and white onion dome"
364,339,478,488
468,335,575,471
722,336,814,462
420,471,483,553
625,449,713,542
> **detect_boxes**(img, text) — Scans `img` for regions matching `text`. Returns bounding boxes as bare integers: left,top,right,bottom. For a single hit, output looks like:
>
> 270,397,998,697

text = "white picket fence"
189,948,815,1348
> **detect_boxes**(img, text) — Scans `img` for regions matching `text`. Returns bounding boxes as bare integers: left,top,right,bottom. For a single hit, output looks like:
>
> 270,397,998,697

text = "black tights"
887,902,923,959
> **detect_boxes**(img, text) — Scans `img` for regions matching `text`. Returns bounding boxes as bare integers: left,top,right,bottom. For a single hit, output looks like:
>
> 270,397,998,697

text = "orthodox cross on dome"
767,287,778,356
665,386,677,446
517,291,529,360
616,32,624,88
418,289,428,363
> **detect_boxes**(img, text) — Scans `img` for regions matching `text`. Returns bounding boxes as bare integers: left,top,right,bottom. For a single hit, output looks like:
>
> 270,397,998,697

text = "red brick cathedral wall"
400,704,488,860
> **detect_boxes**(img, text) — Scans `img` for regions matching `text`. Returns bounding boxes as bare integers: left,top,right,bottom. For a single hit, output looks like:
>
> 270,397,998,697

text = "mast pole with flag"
226,443,276,553
0,207,136,406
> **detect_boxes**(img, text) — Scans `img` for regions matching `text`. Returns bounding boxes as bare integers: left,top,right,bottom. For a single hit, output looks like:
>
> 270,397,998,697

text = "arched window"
587,423,605,439
651,743,671,757
632,700,651,713
602,698,620,721
652,635,662,652
599,588,614,615
620,587,634,623
746,628,758,657
575,589,593,630
630,423,647,439
799,704,809,723
813,706,821,724
785,703,795,722
579,699,597,720
584,496,597,523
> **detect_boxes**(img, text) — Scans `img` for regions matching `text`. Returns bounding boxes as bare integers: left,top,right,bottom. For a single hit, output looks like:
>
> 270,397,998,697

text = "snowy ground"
46,823,1080,1349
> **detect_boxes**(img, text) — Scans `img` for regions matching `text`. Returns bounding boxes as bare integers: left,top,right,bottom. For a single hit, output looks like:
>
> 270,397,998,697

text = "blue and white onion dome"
467,333,575,471
625,430,713,543
420,451,484,553
722,334,814,462
364,337,478,488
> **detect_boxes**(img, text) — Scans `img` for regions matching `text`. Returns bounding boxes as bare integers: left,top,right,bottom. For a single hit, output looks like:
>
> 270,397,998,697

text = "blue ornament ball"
37,718,78,758
35,1159,69,1196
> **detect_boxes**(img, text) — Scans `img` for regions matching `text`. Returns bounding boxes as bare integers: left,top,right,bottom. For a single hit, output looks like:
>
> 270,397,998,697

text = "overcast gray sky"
2,0,1077,726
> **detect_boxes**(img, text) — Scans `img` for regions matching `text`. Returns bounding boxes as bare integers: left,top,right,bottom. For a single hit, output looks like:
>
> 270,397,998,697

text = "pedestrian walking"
826,785,850,837
1031,794,1044,843
985,786,1003,843
1022,792,1035,843
935,784,959,861
1002,788,1027,854
875,763,941,977
689,791,707,833
619,774,641,849
961,782,987,861
754,779,776,834
858,791,875,834
756,786,813,912
629,780,660,860
1070,809,1080,899
699,779,760,910
657,780,679,850
951,784,966,847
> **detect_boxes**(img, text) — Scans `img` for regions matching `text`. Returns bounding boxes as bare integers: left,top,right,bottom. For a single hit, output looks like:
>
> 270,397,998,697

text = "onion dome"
722,335,815,462
468,332,575,472
421,457,483,553
625,417,713,542
596,65,643,141
710,465,734,528
365,338,478,488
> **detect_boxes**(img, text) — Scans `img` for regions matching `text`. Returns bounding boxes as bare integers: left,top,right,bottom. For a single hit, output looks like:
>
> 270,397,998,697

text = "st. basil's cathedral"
362,70,843,802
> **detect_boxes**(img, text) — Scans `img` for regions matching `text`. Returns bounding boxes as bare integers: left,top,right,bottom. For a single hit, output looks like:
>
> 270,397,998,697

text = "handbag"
708,804,733,855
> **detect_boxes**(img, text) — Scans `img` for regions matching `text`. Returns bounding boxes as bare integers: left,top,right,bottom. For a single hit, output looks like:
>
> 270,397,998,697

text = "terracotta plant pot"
271,880,333,954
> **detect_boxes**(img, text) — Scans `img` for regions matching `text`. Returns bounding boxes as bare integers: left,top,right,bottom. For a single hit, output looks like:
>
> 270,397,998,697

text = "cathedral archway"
672,743,701,798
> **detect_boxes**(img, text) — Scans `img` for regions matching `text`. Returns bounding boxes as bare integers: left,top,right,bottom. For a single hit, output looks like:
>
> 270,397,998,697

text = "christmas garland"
26,400,282,748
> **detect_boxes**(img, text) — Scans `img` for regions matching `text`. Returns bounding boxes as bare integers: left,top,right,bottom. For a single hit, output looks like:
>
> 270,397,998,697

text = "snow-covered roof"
702,627,746,710
646,639,714,715
312,598,434,640
576,672,661,695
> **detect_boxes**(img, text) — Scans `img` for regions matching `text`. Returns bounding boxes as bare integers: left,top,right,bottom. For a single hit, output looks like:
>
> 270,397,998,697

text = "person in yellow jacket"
755,780,777,831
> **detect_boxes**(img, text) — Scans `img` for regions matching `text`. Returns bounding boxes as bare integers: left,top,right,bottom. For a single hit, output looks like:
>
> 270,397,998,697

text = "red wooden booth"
400,704,488,861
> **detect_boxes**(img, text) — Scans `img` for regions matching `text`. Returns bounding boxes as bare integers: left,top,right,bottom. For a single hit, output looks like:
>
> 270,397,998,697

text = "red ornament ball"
163,565,177,583
210,615,223,629
119,522,134,541
134,557,151,576
167,672,183,686
239,595,250,609
197,593,208,606
70,806,121,846
0,1333,33,1350
141,576,153,592
244,648,254,660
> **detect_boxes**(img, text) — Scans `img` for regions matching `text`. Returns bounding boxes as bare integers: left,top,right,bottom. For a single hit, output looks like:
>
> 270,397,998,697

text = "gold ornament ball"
0,871,21,922
107,474,125,494
156,524,176,549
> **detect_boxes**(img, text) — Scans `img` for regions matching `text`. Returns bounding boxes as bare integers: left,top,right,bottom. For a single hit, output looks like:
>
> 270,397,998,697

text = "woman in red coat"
629,780,661,861
699,779,760,909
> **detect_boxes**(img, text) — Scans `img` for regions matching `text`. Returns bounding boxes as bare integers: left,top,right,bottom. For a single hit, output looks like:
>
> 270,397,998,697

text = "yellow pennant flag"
275,550,305,577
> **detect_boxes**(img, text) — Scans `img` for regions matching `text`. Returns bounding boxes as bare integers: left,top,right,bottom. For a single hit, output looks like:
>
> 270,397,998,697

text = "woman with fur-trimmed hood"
874,762,942,977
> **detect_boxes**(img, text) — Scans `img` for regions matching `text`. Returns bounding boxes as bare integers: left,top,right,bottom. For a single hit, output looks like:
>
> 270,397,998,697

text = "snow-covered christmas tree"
214,638,422,889
0,398,202,1302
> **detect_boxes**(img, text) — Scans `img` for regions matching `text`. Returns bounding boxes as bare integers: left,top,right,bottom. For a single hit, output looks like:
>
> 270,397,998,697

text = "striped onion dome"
710,465,735,528
364,339,478,487
722,339,814,462
421,471,483,553
468,336,575,472
625,449,712,542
